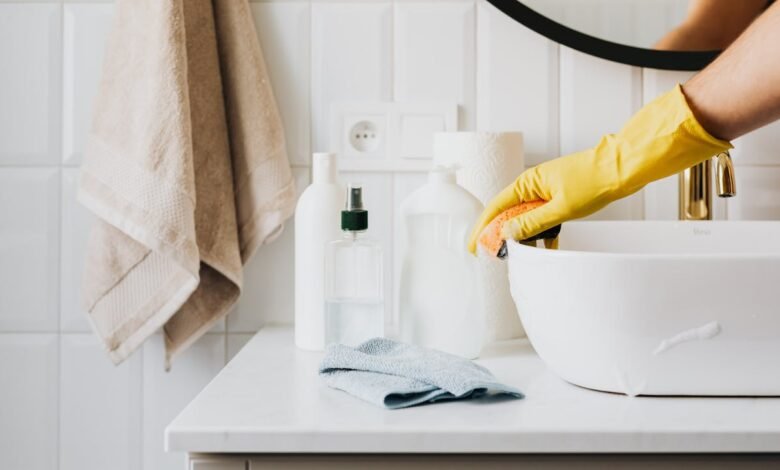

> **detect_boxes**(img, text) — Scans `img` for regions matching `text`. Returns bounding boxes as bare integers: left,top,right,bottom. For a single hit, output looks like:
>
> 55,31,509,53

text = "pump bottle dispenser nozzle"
341,184,368,232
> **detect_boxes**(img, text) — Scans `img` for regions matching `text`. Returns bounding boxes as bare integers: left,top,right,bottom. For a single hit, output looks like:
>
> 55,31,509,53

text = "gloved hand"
467,84,731,254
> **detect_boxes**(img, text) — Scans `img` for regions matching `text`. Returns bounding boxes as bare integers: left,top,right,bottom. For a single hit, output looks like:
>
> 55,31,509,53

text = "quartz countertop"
165,327,780,454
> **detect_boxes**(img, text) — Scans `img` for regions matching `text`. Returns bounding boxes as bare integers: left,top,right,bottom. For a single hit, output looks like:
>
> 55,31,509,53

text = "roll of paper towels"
433,132,526,341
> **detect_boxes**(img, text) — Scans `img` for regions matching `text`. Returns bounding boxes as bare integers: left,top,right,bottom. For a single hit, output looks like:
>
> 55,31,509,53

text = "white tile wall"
0,334,58,470
0,3,61,165
3,1,780,469
60,167,94,331
62,3,114,165
0,168,59,332
143,334,225,470
729,120,780,220
560,46,645,220
729,167,780,220
395,1,476,130
476,1,559,165
559,48,642,154
251,1,311,166
231,168,310,332
732,122,780,166
311,1,393,151
60,334,142,470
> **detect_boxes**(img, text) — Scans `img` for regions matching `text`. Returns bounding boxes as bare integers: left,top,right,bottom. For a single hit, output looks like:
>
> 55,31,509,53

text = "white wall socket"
349,119,382,153
329,102,457,161
330,103,389,159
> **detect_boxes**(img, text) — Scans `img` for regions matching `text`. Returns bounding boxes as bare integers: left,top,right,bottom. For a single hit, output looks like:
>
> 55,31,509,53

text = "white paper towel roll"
433,132,526,342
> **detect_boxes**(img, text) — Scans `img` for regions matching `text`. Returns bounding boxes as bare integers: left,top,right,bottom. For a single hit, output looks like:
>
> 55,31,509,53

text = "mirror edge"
488,0,720,71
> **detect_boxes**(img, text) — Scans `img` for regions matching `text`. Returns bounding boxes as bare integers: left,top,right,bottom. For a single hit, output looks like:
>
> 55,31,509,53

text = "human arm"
683,0,780,140
468,1,780,253
654,0,767,51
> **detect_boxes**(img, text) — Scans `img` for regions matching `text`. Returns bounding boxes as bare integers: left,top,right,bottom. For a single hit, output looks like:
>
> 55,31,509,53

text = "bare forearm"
655,0,766,51
683,2,780,141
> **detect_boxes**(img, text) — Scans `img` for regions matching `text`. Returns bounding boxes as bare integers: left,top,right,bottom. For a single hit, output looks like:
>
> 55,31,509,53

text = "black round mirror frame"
488,0,720,71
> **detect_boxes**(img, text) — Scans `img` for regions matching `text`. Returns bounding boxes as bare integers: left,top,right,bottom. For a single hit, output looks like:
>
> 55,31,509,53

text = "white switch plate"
329,102,456,162
390,102,457,160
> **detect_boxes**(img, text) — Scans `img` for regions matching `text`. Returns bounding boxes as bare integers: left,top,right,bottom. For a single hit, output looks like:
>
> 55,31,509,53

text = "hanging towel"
78,0,295,366
319,338,523,409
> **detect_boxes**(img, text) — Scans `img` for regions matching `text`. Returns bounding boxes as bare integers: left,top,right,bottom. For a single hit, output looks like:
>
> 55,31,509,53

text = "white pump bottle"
294,153,344,350
398,167,485,358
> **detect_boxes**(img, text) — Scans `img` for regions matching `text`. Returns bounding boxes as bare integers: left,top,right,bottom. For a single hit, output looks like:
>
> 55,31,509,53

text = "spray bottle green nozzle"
341,184,368,232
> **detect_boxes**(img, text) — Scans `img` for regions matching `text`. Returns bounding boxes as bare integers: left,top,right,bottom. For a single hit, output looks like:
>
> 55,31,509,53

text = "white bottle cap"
428,165,457,184
312,152,338,184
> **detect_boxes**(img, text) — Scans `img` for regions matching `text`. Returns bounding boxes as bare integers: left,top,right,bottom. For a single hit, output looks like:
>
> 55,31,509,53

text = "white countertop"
166,327,780,454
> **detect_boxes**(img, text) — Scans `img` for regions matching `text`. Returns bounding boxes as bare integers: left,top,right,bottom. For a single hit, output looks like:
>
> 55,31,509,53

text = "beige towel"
78,0,295,366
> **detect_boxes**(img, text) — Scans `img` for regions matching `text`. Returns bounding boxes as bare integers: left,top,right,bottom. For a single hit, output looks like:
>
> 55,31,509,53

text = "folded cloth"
78,0,295,366
319,338,523,409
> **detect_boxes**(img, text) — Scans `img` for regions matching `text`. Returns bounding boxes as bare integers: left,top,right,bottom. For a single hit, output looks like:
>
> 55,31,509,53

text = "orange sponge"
478,201,561,258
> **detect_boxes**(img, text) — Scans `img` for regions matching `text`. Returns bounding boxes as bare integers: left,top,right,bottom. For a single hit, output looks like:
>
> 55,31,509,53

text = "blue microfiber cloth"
319,338,523,409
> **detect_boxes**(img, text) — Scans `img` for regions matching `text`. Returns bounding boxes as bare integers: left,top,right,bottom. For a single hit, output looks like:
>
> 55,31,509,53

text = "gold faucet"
679,151,736,220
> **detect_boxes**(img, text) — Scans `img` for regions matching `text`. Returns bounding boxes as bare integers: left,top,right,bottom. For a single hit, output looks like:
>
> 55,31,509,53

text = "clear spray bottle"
324,184,384,347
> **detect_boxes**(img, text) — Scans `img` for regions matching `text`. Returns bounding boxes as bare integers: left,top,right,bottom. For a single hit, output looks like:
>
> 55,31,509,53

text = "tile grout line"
55,168,63,470
304,0,313,181
0,163,69,168
139,340,144,469
390,0,396,104
470,0,476,132
308,0,317,156
474,0,482,131
56,1,64,468
555,41,562,162
552,40,561,161
389,0,395,329
638,65,646,220
289,0,312,338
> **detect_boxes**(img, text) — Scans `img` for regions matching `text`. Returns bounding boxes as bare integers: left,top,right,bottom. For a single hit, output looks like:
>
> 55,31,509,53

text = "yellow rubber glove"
468,84,732,254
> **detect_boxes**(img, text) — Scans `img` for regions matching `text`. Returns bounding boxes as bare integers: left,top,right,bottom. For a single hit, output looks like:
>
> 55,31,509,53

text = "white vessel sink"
507,221,780,396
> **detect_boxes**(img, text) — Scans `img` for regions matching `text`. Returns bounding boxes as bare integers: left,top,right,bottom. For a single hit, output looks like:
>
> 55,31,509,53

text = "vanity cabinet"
190,458,247,470
190,455,780,468
168,328,780,468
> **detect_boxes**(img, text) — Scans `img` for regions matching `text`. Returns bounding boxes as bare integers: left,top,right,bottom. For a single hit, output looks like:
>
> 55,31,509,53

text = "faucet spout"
678,151,737,221
679,161,711,220
716,151,736,198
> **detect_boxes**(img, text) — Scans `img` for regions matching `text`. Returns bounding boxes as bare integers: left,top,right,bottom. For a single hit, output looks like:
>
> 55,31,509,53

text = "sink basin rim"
509,220,780,260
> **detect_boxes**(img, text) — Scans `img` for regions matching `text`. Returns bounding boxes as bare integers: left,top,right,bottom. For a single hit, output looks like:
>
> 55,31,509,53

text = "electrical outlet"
330,102,457,161
349,120,381,153
331,103,390,159
341,113,387,158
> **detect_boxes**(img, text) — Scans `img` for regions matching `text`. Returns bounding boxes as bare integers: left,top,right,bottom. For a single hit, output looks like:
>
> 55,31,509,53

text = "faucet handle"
715,151,736,198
